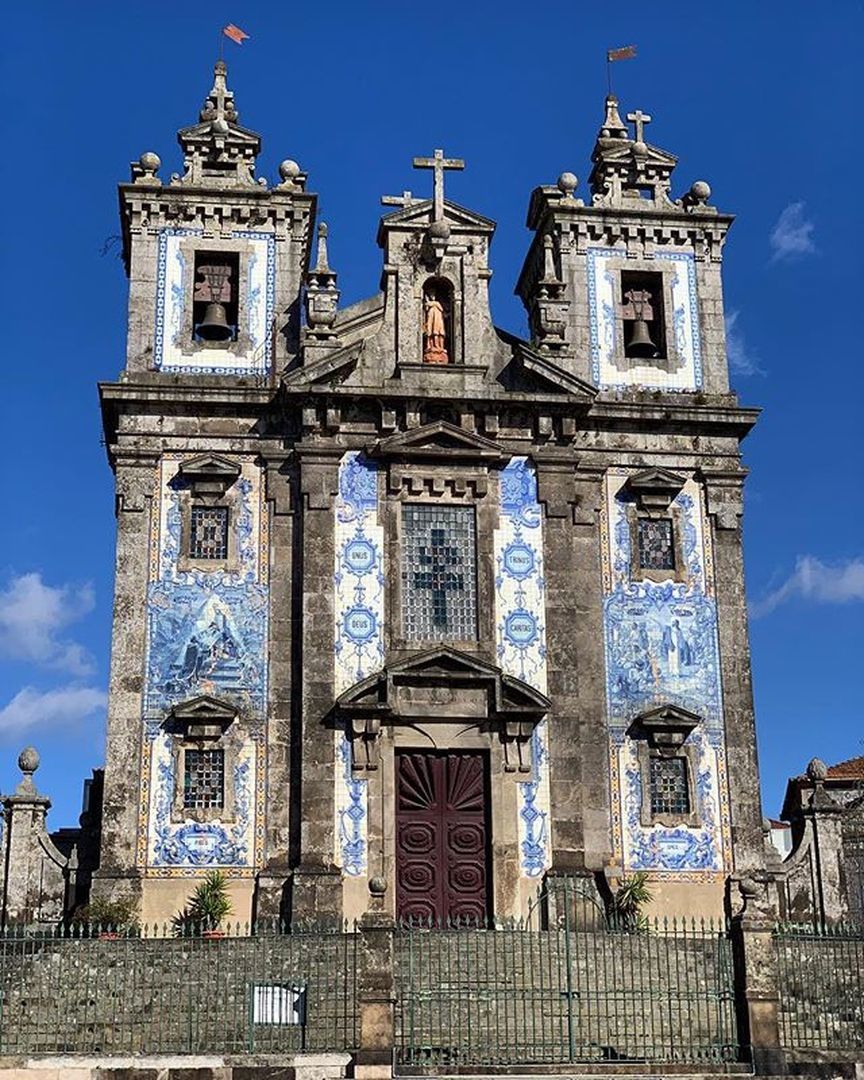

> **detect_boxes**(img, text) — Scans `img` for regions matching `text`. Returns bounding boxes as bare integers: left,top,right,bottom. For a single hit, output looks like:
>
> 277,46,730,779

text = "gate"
394,881,737,1068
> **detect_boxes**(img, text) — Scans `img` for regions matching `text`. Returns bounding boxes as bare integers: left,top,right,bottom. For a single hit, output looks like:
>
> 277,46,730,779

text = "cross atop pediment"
412,148,465,221
381,190,423,209
627,109,652,143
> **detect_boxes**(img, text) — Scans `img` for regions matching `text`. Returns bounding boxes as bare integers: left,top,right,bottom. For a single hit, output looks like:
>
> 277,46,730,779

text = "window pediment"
630,702,700,748
625,467,686,513
371,421,504,463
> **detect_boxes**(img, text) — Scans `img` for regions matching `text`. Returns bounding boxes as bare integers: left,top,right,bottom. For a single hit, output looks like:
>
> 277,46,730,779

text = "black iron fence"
775,922,864,1052
0,921,358,1055
394,915,737,1067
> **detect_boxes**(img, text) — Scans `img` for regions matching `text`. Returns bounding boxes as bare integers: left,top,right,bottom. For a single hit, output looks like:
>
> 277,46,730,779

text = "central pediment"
370,421,505,463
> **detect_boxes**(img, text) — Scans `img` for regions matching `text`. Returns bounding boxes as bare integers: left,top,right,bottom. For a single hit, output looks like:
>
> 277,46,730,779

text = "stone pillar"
801,758,848,924
355,896,396,1080
92,458,154,905
254,455,294,922
291,450,343,924
1,749,69,927
540,462,610,874
705,474,766,875
731,878,786,1075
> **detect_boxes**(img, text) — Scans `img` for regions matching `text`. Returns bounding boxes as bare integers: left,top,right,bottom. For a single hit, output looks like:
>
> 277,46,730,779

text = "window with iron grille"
183,748,225,810
637,517,675,571
649,755,690,816
190,506,229,560
402,504,477,641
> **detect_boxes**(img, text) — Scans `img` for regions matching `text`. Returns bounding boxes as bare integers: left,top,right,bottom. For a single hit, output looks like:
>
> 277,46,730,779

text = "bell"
196,302,233,342
627,317,658,358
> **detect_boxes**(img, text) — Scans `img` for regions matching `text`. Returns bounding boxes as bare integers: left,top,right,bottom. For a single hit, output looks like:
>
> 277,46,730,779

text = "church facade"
95,62,765,925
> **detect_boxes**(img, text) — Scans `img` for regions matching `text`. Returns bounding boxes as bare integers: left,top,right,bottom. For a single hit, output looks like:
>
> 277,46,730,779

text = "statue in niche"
423,281,451,364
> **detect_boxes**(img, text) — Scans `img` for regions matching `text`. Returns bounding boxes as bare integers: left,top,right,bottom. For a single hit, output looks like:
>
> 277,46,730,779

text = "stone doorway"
395,750,491,924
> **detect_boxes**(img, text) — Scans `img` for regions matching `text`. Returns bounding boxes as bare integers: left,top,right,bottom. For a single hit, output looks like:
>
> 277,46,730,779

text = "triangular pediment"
511,342,598,400
599,141,677,169
372,421,504,462
178,119,261,148
629,467,687,489
169,695,239,723
631,702,700,747
284,341,363,388
337,646,549,719
179,454,242,480
381,199,495,234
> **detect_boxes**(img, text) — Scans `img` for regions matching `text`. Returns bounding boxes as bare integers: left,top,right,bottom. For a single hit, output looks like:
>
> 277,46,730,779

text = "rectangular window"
190,506,229,561
402,504,477,642
637,517,675,571
649,755,690,816
183,748,225,810
620,270,666,359
192,251,240,342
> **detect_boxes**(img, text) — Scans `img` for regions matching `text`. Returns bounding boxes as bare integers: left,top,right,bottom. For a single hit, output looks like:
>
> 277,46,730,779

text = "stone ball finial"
139,151,161,176
632,141,648,160
690,180,711,204
18,746,39,776
427,219,451,241
279,159,301,182
368,876,387,896
806,757,828,782
557,172,578,196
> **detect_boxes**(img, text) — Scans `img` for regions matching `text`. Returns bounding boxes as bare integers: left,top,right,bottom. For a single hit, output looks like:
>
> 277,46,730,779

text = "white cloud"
0,685,107,740
769,202,816,261
750,555,864,618
0,572,95,675
725,310,765,377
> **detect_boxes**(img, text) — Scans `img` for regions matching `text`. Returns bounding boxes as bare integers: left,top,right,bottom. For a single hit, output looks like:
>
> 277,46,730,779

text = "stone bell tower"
96,61,316,920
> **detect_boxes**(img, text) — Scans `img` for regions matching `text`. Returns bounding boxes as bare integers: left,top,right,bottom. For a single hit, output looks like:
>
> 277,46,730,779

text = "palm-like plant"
173,870,234,936
612,871,653,932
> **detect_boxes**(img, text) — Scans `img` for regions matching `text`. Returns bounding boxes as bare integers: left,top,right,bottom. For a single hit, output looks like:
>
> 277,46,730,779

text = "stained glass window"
649,755,690,816
402,504,477,641
190,506,229,560
183,748,225,810
637,517,675,571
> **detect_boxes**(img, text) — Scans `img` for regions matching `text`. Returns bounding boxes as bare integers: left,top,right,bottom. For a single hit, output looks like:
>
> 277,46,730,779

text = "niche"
422,278,454,365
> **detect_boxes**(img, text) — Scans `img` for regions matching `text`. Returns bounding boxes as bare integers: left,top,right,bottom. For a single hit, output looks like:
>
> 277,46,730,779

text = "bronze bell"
197,302,233,342
627,317,658,358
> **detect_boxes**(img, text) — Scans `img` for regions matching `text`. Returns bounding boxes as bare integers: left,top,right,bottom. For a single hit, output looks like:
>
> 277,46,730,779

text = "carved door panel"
395,751,490,924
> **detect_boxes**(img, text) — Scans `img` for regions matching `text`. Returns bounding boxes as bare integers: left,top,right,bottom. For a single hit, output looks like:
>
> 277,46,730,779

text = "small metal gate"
394,881,737,1068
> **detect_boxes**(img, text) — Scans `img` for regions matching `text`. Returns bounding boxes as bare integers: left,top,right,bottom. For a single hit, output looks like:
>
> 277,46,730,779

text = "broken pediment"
371,421,504,463
509,341,597,400
284,340,363,388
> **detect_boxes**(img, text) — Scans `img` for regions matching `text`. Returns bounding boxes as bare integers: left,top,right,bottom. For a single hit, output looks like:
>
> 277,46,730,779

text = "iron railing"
0,920,358,1055
395,915,737,1067
775,922,864,1051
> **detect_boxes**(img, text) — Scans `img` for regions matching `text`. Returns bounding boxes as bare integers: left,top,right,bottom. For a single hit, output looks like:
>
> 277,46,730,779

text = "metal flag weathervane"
606,44,636,95
220,23,250,59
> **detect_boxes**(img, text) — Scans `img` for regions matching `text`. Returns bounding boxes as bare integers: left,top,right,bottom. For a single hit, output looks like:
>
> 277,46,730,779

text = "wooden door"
395,751,490,924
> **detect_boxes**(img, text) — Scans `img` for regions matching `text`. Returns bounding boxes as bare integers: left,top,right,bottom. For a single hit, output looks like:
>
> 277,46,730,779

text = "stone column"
355,898,396,1080
705,474,765,875
540,461,610,875
92,458,154,904
1,749,69,927
730,878,786,1075
254,455,294,922
290,449,343,923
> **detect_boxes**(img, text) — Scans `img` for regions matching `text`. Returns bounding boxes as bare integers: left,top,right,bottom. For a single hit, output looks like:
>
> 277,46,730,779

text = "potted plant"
173,870,233,938
612,871,653,933
71,894,140,938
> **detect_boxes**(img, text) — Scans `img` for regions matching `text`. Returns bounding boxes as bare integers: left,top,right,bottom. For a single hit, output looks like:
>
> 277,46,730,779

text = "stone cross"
380,190,422,209
626,110,652,143
412,149,465,222
414,528,464,627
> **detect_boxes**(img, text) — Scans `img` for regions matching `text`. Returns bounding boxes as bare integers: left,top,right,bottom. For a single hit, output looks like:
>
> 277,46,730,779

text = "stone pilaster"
92,458,154,905
705,473,765,876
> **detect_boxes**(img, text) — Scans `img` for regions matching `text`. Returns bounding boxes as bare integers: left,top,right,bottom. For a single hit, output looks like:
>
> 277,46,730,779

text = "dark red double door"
395,751,491,924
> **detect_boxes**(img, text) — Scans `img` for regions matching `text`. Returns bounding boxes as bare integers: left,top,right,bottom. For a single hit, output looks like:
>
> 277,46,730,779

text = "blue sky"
1,1,862,827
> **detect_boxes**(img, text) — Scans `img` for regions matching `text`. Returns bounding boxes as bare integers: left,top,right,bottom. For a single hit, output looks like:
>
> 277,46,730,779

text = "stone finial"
304,222,340,340
557,172,578,198
15,746,40,795
276,159,306,192
315,222,332,274
176,61,262,187
130,151,161,185
806,757,828,782
599,95,628,139
589,95,678,208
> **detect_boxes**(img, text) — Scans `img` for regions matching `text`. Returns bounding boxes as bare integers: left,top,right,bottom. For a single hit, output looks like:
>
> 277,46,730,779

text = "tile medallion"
587,246,702,391
153,227,275,375
495,457,551,878
601,469,731,877
139,456,268,876
333,452,384,876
